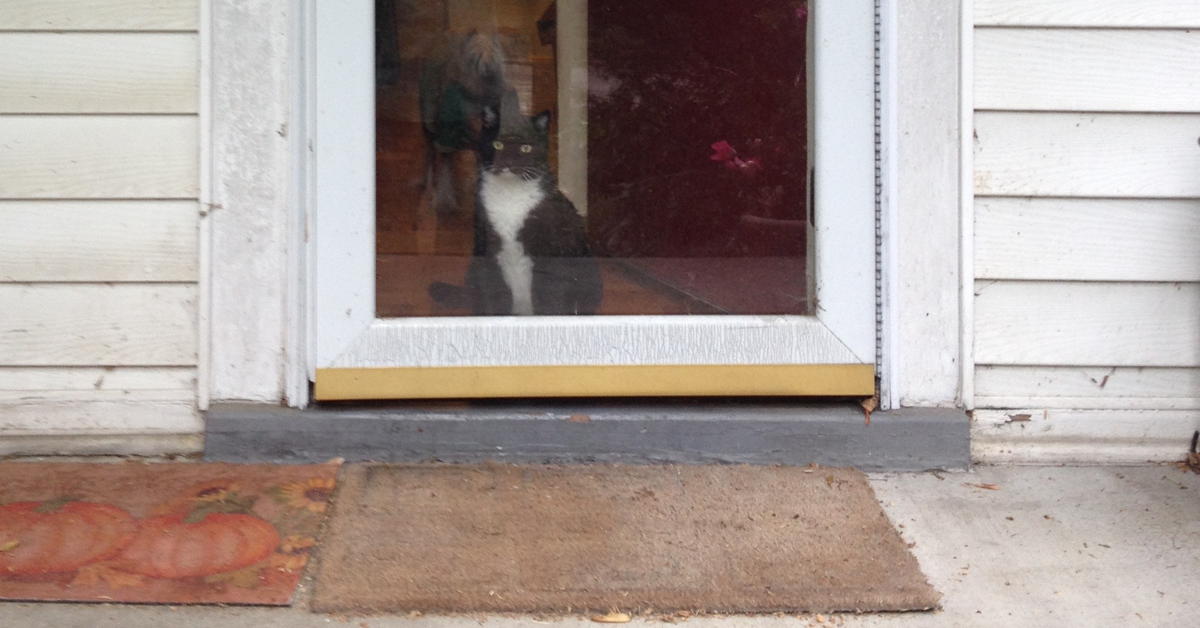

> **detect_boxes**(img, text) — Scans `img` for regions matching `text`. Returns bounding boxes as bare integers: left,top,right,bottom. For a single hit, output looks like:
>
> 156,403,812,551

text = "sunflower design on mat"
270,535,317,573
152,479,246,516
276,478,335,513
191,481,242,503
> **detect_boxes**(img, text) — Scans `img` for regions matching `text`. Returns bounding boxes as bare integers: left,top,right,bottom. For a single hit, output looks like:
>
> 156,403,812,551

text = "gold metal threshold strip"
315,364,874,400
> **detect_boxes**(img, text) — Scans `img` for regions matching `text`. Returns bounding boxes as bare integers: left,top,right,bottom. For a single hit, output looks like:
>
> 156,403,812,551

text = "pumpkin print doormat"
0,462,339,605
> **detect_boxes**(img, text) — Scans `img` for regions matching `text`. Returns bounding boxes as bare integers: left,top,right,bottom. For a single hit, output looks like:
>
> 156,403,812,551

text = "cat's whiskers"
482,165,544,183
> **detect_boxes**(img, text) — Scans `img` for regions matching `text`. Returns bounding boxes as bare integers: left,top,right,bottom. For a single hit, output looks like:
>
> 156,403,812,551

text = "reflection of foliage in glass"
709,140,762,175
588,0,810,258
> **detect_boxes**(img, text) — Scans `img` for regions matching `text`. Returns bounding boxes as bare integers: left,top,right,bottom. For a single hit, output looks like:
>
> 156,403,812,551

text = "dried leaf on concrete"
591,612,632,623
860,396,878,425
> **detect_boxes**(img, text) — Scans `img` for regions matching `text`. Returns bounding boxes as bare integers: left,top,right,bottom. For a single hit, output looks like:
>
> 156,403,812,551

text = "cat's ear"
482,105,499,130
532,110,552,135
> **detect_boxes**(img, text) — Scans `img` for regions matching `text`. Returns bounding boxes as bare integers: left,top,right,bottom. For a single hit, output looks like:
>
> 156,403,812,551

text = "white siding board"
972,408,1200,464
1,389,195,403
975,198,1200,282
976,29,1200,113
975,281,1200,367
0,201,197,282
975,1,1200,28
0,34,198,114
0,433,201,456
974,112,1200,198
977,366,1200,410
978,397,1200,411
0,1,198,31
0,116,198,199
0,367,196,402
0,285,196,366
0,401,200,434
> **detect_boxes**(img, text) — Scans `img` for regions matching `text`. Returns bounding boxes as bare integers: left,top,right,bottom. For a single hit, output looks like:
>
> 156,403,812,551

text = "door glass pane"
376,0,810,316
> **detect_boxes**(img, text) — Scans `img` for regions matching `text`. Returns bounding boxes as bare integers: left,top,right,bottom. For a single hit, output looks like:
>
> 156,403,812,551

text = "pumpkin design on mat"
0,499,137,575
115,512,280,579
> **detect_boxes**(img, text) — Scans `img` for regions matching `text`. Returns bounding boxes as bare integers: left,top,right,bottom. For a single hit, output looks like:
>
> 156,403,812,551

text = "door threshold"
205,400,967,471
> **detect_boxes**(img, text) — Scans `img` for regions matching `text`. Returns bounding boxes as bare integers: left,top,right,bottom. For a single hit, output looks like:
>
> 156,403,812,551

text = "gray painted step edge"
204,402,968,471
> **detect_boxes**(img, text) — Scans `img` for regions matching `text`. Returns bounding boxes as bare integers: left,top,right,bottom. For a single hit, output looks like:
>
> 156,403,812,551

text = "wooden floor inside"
376,255,809,317
377,256,710,317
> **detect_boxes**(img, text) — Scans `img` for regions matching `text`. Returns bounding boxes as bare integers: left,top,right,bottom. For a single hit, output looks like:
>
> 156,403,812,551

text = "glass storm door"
311,0,876,400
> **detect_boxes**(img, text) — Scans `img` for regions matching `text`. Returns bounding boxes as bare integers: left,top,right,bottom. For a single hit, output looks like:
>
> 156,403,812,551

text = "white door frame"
304,0,877,400
202,0,968,410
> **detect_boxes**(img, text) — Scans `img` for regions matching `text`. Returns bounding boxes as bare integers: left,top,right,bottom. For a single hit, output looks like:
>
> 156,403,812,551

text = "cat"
430,103,602,315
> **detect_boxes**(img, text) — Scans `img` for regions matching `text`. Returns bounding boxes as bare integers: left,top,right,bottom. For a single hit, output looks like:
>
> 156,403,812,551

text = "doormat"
311,464,939,616
0,462,339,605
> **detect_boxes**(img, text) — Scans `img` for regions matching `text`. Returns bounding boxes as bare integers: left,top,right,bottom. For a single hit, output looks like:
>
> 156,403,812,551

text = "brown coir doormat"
312,464,939,615
0,462,339,605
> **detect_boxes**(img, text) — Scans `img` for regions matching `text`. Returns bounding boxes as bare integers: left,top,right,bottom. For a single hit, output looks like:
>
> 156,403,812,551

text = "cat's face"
480,110,551,181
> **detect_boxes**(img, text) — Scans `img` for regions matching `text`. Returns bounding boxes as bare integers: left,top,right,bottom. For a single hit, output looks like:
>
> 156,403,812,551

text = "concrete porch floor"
1,465,1197,627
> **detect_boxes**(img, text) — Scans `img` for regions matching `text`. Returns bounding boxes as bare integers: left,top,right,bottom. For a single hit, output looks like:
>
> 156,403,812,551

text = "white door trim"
958,0,977,409
312,0,376,371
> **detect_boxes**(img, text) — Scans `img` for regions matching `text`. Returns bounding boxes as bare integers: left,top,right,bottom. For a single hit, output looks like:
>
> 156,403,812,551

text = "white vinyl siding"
971,1,1200,462
973,409,1200,464
975,29,1200,113
0,367,197,402
973,112,1200,198
0,4,200,452
974,1,1200,29
0,1,198,31
976,198,1200,283
976,366,1200,411
0,285,197,366
0,201,198,282
0,34,198,113
974,283,1200,367
0,116,198,198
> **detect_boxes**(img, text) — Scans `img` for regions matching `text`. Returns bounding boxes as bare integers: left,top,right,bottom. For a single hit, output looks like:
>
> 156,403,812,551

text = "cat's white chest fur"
479,171,544,315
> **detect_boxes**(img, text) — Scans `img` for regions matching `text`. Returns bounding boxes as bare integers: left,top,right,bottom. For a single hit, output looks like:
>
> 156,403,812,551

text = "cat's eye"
519,144,533,153
492,141,504,150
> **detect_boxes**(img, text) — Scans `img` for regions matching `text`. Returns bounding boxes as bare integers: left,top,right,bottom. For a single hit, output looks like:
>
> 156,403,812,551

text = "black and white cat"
432,105,602,315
